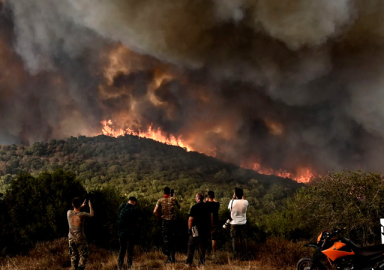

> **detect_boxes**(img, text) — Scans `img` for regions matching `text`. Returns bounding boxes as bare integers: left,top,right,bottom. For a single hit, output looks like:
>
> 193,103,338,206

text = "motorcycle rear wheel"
297,257,319,270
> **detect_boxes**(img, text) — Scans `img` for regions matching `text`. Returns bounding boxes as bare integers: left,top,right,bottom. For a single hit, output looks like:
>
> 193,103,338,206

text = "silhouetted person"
153,187,181,263
228,188,248,259
67,197,94,270
117,197,141,269
206,190,220,255
186,193,211,267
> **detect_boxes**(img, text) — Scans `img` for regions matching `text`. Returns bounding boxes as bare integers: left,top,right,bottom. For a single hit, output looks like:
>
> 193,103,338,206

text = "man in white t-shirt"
228,188,248,258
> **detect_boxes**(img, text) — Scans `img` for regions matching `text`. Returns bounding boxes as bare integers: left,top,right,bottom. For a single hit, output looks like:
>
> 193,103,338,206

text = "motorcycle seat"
344,239,384,257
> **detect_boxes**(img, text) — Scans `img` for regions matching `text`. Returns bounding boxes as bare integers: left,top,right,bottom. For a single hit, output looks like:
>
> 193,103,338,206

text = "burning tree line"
2,1,384,182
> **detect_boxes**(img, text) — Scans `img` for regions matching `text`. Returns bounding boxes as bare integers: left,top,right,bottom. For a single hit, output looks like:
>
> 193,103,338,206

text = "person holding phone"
228,188,248,259
67,197,94,270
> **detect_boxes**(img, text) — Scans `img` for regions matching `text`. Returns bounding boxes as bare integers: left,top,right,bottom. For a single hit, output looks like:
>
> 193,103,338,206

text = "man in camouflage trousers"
153,187,181,263
67,197,94,270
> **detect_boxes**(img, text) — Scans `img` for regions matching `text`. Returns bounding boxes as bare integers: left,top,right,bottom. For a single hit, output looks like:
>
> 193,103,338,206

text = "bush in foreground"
0,170,86,253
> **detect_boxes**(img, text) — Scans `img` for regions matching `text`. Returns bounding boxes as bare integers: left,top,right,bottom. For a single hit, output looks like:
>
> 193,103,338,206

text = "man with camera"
228,188,248,259
67,197,94,270
206,190,220,256
153,187,181,263
117,196,141,269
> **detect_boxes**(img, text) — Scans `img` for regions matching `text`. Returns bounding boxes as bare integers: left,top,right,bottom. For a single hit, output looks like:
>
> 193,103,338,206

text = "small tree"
267,171,384,245
1,169,86,253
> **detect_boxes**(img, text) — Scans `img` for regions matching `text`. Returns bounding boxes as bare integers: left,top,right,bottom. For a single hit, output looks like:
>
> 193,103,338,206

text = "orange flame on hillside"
101,120,193,151
100,120,315,183
251,163,313,183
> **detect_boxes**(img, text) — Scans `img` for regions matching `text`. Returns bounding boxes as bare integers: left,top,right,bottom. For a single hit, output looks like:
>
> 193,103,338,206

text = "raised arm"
88,200,94,217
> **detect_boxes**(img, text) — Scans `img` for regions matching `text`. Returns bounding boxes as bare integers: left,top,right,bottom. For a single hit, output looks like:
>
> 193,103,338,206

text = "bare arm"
153,204,161,218
188,216,194,230
88,200,94,217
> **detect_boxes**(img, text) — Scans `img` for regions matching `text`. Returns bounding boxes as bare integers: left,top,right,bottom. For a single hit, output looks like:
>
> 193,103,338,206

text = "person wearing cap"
228,188,248,259
117,196,141,269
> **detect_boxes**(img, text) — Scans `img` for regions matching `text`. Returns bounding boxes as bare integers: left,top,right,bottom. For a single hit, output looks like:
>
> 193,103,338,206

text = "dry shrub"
255,237,312,268
138,251,166,261
141,259,164,269
211,251,233,265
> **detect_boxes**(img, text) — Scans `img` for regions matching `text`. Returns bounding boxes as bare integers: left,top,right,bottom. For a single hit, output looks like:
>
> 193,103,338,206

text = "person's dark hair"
164,187,171,195
72,197,82,208
128,197,137,202
208,190,215,198
235,188,243,199
196,193,204,201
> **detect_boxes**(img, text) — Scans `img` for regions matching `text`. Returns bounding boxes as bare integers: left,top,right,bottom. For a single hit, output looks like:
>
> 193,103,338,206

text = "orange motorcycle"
297,228,384,270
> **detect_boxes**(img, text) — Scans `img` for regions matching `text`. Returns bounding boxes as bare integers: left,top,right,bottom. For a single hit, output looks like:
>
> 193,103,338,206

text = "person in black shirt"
206,190,220,255
186,193,212,266
117,197,141,269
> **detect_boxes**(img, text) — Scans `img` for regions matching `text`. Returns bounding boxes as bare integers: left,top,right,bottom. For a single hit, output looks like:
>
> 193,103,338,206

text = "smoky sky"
2,0,384,177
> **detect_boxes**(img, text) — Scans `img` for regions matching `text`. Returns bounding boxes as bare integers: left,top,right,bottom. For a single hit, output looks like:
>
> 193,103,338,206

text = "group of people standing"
66,187,248,270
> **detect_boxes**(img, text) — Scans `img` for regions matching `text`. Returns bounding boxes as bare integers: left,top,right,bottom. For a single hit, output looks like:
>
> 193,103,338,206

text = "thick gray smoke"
2,0,384,178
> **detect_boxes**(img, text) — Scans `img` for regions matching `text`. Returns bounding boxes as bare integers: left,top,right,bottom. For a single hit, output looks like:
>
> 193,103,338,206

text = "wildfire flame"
251,163,313,183
100,120,314,183
101,120,193,152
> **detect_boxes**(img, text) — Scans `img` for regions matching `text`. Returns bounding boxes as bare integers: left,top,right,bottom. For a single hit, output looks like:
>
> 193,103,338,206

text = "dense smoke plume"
2,0,384,179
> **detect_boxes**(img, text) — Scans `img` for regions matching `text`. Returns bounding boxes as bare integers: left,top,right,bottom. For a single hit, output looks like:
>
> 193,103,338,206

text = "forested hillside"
0,135,303,255
0,135,302,214
1,136,383,258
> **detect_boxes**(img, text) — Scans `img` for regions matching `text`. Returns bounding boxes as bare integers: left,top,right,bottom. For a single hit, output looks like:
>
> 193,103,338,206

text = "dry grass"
254,237,312,269
0,238,308,270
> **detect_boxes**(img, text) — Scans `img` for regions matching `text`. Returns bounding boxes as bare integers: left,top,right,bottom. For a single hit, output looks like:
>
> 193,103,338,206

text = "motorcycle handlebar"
332,227,346,235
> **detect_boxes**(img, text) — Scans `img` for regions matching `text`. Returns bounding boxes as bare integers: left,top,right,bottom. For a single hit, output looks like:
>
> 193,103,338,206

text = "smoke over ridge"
1,0,384,178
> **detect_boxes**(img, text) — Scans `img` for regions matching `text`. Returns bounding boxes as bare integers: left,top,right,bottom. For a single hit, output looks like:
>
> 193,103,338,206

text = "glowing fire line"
101,120,192,151
250,163,313,183
101,120,313,183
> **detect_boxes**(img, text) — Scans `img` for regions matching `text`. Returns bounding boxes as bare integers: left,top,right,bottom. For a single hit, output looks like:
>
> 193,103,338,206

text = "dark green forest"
0,135,302,216
0,135,301,254
1,136,384,256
